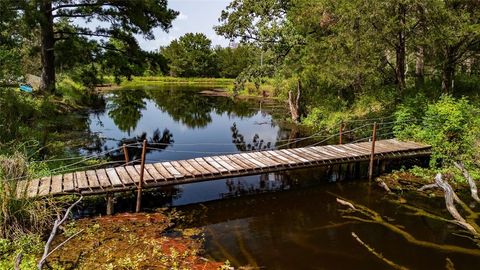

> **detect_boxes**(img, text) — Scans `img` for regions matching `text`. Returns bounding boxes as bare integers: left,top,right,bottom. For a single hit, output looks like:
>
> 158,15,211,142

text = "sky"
136,0,232,51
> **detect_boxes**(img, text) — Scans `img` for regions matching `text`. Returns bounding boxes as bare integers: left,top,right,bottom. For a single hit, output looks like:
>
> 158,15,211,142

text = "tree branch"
37,195,83,270
454,161,480,203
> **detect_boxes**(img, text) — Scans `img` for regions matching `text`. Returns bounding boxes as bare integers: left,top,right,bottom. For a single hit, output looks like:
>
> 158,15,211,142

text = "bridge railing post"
368,122,377,181
123,143,129,165
339,121,343,144
136,140,147,213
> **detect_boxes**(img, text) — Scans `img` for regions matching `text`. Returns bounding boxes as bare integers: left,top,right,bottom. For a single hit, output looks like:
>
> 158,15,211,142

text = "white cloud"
176,12,188,21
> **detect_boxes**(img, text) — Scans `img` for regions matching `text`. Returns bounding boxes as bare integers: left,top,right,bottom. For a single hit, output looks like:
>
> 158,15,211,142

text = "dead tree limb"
351,232,408,270
334,196,480,256
38,195,83,270
454,162,480,203
14,252,23,270
434,174,479,237
418,183,438,191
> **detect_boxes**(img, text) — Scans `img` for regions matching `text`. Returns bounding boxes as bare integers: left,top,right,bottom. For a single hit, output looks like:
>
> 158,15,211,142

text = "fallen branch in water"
433,173,479,237
351,232,408,270
418,183,438,192
38,195,83,270
454,162,480,203
376,178,393,193
334,195,480,256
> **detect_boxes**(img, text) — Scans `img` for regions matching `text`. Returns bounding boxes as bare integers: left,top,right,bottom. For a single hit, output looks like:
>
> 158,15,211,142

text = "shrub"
394,95,480,169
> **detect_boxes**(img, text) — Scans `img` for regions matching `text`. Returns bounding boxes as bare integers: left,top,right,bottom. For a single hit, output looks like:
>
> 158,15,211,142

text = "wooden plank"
96,169,112,188
230,154,258,169
289,148,318,162
75,171,90,190
268,150,297,164
143,164,164,181
187,159,211,175
134,164,155,182
301,148,326,160
115,167,134,185
336,145,364,156
213,156,236,171
50,174,63,194
63,173,76,192
261,151,289,165
105,168,123,187
85,170,101,189
204,157,230,173
163,162,184,178
27,178,40,197
171,161,194,178
239,153,267,168
153,163,176,180
222,155,249,171
194,158,220,175
251,152,282,167
280,149,310,163
178,160,202,176
38,176,52,196
310,147,338,158
344,144,370,155
125,166,141,184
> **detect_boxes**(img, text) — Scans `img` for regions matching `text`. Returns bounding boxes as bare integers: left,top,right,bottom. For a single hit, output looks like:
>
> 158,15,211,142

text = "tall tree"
161,33,217,77
4,0,178,93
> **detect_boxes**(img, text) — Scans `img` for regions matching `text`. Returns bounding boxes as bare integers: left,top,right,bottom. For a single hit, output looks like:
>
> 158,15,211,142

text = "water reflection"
107,90,147,135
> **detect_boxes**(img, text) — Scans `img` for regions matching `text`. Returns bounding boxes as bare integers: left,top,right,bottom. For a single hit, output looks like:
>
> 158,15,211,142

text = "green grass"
120,76,235,88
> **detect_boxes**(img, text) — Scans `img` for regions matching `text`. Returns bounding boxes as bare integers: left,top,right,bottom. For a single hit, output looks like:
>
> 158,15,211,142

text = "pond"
64,86,480,269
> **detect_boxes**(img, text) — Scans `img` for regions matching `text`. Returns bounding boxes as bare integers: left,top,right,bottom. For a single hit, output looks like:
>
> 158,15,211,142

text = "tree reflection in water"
105,128,174,162
107,90,147,135
231,122,272,151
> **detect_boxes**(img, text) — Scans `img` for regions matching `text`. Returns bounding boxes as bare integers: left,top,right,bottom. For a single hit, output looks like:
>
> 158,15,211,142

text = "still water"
81,86,479,269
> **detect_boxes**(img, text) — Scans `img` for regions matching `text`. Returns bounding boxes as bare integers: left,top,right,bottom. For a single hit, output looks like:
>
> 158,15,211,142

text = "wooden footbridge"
17,139,431,199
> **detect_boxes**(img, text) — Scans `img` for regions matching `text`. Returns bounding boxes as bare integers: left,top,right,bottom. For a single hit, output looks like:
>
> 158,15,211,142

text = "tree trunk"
288,80,301,123
415,5,425,89
441,47,456,93
415,46,425,88
395,3,407,94
39,0,56,93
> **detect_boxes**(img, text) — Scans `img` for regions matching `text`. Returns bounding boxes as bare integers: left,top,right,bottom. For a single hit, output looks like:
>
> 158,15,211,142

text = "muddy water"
82,86,479,269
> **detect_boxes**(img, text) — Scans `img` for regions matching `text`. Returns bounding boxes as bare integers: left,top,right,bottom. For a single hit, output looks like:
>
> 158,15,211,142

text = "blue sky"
137,0,231,51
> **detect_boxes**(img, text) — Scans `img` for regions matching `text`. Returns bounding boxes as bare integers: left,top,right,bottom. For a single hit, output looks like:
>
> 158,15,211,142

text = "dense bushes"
394,95,480,176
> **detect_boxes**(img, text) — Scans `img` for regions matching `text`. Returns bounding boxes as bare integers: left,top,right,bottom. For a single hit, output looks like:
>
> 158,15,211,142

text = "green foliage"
395,95,480,169
161,33,218,77
215,45,258,78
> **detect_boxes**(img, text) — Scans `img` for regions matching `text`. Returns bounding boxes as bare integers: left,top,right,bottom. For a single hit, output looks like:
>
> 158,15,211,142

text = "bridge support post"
106,193,114,215
136,140,147,213
368,122,377,181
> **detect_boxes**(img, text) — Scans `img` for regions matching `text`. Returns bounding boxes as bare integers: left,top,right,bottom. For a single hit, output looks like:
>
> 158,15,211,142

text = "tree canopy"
1,0,178,92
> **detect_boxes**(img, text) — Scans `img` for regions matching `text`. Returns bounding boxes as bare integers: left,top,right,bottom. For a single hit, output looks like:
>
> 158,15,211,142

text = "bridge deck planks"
18,139,431,197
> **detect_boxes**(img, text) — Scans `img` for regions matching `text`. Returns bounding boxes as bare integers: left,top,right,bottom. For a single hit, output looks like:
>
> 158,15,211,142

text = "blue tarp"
19,85,33,93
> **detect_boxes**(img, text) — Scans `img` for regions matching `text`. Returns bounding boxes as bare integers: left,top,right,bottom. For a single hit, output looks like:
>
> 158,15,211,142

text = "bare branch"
38,195,83,270
453,161,480,203
351,232,408,270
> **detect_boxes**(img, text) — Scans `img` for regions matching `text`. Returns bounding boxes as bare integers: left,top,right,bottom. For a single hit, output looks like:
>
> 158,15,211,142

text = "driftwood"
454,161,480,203
351,232,408,270
37,195,83,270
